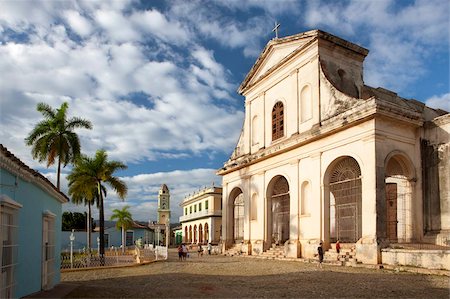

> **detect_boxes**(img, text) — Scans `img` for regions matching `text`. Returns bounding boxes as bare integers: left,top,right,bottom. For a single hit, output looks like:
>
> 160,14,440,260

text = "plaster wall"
0,168,63,298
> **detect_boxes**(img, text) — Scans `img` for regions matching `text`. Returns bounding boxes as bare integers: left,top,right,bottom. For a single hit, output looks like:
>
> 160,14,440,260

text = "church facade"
217,30,449,266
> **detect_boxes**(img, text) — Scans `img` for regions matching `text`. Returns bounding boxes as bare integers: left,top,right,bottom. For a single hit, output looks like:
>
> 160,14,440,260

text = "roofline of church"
238,29,369,95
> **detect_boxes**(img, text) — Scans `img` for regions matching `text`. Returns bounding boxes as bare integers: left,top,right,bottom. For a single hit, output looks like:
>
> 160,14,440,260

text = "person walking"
181,243,188,260
317,241,324,268
177,245,183,261
197,244,203,257
335,240,341,261
207,242,212,255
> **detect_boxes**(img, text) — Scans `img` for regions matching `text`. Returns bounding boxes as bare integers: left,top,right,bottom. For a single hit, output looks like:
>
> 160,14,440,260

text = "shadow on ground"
62,256,448,298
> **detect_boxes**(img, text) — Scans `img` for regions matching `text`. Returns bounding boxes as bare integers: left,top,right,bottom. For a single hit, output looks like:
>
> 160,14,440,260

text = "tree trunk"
57,136,62,190
87,203,92,253
98,181,105,264
122,226,125,254
57,156,61,190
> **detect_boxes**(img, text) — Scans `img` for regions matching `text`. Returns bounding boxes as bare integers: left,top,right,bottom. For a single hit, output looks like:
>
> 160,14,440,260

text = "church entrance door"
328,157,362,243
386,183,398,242
268,176,290,245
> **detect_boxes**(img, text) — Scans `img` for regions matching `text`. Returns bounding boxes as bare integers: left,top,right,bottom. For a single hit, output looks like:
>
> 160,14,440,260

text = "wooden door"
386,183,398,242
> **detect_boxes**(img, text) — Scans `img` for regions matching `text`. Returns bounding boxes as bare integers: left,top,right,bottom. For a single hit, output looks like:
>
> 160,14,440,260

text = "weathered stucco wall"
382,248,450,270
422,115,450,235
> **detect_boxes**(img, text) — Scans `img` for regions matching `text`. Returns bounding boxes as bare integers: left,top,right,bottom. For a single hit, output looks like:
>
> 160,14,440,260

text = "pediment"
249,41,305,84
239,32,317,94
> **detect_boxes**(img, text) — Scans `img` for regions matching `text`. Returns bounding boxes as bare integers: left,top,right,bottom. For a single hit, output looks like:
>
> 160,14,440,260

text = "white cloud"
303,0,450,92
169,1,268,57
425,93,450,112
94,9,140,43
63,10,93,37
130,9,191,45
62,168,221,222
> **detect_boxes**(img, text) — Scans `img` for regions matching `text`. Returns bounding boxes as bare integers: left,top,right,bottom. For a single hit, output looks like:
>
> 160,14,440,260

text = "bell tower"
157,184,171,225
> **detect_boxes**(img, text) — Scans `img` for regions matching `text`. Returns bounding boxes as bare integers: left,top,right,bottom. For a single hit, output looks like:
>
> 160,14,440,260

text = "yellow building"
179,186,222,244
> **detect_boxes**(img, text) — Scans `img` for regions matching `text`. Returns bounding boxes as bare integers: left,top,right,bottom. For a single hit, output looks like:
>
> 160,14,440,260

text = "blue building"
61,221,155,251
0,145,69,298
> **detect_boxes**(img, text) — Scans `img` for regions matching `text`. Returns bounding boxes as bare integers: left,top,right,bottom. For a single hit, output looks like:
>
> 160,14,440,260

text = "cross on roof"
272,21,280,39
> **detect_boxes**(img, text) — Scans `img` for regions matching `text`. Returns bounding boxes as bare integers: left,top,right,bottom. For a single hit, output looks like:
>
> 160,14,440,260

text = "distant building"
180,186,222,244
0,144,69,298
61,221,155,251
173,226,183,245
157,184,171,225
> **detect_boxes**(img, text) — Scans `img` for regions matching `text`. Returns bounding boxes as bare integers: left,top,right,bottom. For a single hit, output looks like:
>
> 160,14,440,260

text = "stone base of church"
285,239,301,258
302,238,322,259
251,240,264,255
423,230,450,247
355,237,380,264
241,240,252,255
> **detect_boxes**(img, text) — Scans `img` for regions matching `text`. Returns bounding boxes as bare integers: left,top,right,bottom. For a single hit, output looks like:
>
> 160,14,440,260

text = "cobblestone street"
59,249,449,298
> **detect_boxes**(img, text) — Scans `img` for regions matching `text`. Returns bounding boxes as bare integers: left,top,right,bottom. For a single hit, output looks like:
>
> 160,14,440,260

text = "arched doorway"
326,157,362,243
199,224,203,243
234,194,244,242
267,176,290,245
193,225,197,243
385,153,415,243
184,226,188,243
227,187,244,244
189,226,192,243
204,223,209,243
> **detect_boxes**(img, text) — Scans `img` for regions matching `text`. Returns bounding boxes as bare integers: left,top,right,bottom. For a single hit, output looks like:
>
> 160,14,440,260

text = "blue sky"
1,0,449,222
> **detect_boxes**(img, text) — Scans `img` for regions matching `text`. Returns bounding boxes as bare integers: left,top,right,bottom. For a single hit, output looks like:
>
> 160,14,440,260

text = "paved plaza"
54,249,448,298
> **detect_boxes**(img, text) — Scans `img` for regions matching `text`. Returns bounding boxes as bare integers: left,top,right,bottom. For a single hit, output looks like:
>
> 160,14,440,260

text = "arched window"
300,85,312,122
251,193,257,220
252,115,258,145
272,102,284,141
301,181,310,214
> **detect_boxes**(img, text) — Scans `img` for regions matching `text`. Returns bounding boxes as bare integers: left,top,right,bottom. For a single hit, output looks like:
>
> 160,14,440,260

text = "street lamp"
70,229,75,269
97,236,100,256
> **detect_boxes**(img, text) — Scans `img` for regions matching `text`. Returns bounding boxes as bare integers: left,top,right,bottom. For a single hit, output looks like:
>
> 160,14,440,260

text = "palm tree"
68,181,106,253
25,102,92,190
67,150,127,261
110,206,133,253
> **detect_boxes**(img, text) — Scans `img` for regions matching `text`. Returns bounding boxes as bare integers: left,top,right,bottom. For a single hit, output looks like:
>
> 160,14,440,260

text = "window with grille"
233,194,244,241
272,102,284,141
1,196,21,299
